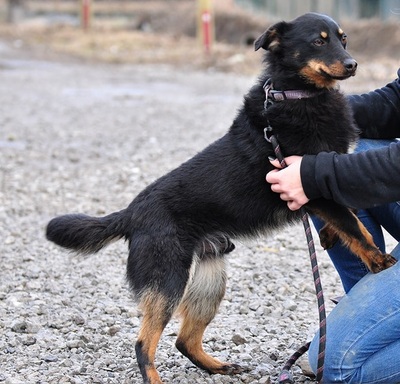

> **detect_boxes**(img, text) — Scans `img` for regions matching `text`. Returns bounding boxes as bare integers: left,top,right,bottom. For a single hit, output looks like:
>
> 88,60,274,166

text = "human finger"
265,168,280,183
287,200,303,211
270,183,283,193
268,158,282,169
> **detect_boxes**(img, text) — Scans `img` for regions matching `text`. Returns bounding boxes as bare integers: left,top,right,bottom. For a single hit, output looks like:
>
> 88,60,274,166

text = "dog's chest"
266,97,353,155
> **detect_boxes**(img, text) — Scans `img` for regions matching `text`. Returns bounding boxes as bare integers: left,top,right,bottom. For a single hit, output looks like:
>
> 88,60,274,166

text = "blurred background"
0,0,398,78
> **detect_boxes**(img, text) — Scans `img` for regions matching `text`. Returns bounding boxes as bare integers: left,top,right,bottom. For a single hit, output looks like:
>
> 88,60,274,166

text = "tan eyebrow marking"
321,31,328,39
338,28,344,35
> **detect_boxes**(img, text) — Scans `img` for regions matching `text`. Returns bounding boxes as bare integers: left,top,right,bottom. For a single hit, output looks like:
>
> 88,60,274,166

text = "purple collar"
263,79,323,102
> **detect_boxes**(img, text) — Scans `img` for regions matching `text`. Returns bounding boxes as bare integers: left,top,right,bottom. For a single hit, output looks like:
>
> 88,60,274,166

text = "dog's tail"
46,210,128,254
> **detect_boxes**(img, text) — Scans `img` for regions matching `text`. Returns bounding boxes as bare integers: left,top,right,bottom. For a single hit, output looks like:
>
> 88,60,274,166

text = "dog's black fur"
46,13,396,383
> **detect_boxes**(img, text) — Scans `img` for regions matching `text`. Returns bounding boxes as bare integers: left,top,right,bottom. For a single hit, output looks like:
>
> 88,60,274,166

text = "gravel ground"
0,40,396,384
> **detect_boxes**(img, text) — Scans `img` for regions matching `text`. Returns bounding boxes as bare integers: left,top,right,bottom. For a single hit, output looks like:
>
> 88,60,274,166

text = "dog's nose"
344,58,357,74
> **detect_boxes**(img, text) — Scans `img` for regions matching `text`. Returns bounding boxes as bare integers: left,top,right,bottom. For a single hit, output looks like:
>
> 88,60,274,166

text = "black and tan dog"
46,13,396,383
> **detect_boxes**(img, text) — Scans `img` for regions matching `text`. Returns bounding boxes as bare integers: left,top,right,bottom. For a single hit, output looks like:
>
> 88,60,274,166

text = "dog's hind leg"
175,254,242,375
135,291,176,384
128,233,193,384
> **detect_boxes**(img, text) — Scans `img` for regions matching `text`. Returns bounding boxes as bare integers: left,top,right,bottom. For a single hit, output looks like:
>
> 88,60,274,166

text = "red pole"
81,0,91,30
201,10,211,53
197,0,214,54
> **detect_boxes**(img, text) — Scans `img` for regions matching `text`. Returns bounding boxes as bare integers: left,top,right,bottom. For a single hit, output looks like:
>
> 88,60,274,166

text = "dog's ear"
254,21,290,51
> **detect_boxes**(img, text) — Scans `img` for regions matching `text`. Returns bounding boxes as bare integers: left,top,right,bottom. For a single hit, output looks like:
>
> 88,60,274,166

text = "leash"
263,80,326,383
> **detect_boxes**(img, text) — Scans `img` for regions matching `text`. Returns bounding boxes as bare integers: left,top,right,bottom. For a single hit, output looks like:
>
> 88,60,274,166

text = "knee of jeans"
308,339,361,384
308,352,349,383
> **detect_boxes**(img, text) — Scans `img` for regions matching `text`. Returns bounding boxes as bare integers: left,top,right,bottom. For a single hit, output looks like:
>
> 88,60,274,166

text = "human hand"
266,155,309,211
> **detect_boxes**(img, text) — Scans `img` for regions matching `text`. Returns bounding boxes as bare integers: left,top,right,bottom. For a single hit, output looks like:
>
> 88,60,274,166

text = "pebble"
42,355,59,363
66,340,85,349
232,334,247,345
11,321,40,334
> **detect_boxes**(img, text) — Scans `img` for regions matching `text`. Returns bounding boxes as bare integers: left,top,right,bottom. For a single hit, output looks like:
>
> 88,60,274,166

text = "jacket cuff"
300,155,321,200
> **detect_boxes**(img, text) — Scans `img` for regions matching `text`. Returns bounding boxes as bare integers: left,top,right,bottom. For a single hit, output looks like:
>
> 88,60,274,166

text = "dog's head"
255,13,357,89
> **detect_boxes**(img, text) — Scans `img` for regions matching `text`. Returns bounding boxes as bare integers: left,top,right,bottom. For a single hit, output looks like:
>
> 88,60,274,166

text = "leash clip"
264,99,273,110
264,125,273,143
263,78,274,110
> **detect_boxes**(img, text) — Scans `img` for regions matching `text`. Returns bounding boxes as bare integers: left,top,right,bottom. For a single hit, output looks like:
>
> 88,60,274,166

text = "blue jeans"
308,139,400,383
308,245,400,383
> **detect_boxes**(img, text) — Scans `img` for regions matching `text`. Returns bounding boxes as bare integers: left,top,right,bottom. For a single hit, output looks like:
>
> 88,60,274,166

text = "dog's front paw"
370,253,397,273
319,225,339,250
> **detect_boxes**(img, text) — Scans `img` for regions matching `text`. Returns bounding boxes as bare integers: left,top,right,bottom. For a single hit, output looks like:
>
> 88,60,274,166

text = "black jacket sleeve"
301,142,400,209
348,68,400,138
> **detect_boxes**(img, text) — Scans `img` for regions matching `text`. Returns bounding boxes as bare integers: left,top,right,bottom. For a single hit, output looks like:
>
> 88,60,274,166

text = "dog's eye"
341,34,348,46
313,39,326,46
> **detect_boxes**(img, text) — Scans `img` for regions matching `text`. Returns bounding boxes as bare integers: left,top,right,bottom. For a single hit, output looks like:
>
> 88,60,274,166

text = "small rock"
297,355,316,378
249,302,260,311
42,355,58,363
11,321,28,333
21,336,37,346
108,325,121,336
259,376,271,384
232,334,247,345
283,300,298,311
11,321,40,334
72,313,85,325
67,339,84,349
5,347,15,354
105,306,121,315
239,353,252,362
61,359,73,367
270,352,278,361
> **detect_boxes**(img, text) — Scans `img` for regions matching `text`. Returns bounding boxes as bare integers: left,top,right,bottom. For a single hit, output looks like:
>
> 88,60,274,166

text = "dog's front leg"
306,199,397,273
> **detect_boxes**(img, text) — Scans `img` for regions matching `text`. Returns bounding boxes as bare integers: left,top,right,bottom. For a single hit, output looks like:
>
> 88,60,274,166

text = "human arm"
266,142,400,210
349,68,400,138
301,142,400,209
